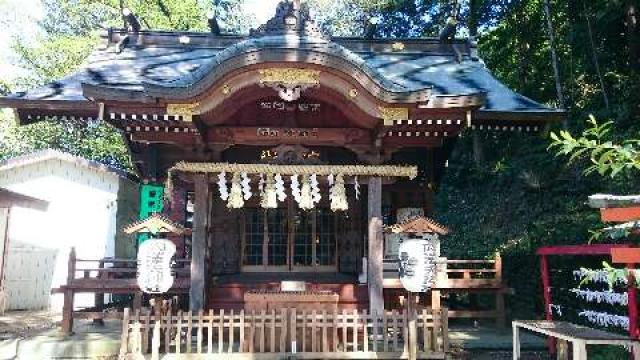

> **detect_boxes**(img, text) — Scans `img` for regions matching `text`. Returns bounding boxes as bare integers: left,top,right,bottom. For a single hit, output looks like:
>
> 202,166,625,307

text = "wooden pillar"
190,174,209,312
62,247,76,334
495,253,506,329
407,292,417,360
368,177,384,314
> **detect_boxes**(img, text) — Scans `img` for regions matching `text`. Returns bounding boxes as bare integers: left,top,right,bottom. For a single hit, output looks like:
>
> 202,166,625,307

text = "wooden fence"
119,307,449,359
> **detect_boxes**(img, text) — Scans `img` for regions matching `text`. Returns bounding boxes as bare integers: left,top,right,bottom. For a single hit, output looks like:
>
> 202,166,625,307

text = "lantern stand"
123,213,186,315
388,215,449,360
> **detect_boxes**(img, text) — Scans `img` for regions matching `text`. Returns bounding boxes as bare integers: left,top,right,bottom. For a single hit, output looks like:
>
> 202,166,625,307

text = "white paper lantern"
398,238,437,293
137,239,176,294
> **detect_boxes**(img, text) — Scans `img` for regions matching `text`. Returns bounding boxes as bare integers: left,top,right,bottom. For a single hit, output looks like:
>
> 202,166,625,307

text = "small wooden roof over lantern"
387,216,449,236
124,213,186,235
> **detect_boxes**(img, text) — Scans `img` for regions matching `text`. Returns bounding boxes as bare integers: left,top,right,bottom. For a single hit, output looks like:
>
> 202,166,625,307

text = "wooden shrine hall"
0,1,563,355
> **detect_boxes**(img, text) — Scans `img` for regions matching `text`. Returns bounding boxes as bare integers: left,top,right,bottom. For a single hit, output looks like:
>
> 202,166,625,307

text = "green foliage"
549,115,640,178
1,0,253,170
0,109,132,169
12,34,99,86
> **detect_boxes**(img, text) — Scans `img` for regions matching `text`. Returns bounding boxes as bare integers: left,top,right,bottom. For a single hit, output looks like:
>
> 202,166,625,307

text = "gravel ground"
0,310,60,340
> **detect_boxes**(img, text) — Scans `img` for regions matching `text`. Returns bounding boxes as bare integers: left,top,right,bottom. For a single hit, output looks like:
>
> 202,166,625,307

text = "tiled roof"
1,0,563,120
5,33,559,116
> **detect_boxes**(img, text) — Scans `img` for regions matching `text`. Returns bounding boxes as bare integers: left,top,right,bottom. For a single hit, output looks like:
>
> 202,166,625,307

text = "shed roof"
0,149,129,179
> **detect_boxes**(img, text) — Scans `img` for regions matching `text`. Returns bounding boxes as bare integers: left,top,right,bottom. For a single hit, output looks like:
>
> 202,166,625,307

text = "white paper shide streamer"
578,310,629,330
310,174,321,204
275,174,287,202
217,171,229,201
227,172,244,209
299,174,314,210
571,289,628,306
291,175,301,204
330,174,348,212
241,172,252,200
261,173,278,209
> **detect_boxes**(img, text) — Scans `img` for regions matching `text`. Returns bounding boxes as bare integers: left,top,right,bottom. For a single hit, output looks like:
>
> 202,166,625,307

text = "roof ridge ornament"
250,0,328,39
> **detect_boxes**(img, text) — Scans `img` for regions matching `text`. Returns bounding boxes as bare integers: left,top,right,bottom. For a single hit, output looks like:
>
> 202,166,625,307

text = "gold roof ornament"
391,42,406,52
258,68,321,86
167,102,200,122
258,68,321,102
379,106,409,126
124,213,186,235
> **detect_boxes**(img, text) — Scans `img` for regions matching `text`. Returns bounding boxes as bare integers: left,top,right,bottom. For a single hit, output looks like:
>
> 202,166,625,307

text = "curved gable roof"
1,0,563,122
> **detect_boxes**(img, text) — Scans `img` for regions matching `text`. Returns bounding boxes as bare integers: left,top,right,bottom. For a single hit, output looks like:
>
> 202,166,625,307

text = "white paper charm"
310,174,321,204
241,172,252,200
275,174,287,202
217,171,229,201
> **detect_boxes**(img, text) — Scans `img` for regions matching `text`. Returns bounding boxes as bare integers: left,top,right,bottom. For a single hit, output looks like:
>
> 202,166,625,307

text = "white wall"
0,158,121,312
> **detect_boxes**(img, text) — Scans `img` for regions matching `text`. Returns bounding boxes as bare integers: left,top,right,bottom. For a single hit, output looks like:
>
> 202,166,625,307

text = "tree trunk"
468,0,484,167
543,0,567,126
582,0,610,112
626,0,639,71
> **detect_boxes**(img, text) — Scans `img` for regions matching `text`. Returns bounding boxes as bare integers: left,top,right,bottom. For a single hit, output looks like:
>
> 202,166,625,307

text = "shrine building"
0,0,563,322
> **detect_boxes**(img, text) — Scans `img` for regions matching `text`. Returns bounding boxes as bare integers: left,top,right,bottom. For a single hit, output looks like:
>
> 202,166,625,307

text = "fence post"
442,307,449,353
151,315,161,360
62,247,76,334
119,308,130,357
407,292,417,360
93,259,105,325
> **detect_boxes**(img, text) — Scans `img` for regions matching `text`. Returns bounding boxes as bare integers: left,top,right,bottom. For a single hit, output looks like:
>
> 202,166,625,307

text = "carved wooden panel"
208,194,242,275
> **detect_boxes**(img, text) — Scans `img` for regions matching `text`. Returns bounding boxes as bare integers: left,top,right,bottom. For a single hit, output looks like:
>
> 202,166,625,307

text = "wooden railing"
119,307,449,359
383,255,503,289
384,254,507,327
57,247,190,334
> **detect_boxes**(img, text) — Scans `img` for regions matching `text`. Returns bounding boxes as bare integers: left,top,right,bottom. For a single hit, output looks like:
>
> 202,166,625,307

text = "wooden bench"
513,320,640,360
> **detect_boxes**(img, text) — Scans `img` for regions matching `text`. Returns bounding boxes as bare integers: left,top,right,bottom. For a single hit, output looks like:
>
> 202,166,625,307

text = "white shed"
0,150,138,312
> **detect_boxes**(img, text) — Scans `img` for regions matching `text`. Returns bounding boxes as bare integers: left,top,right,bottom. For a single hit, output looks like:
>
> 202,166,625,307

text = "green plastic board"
137,184,164,244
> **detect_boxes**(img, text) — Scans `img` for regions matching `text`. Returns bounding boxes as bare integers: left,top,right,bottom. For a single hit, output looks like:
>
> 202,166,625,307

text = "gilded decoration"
391,42,406,51
167,102,200,122
258,68,321,86
348,88,359,99
258,68,321,102
222,84,231,95
379,106,409,126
